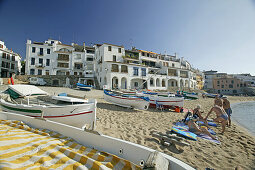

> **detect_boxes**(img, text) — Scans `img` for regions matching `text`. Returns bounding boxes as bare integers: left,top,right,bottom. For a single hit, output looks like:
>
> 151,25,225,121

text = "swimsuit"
225,108,232,116
220,114,228,120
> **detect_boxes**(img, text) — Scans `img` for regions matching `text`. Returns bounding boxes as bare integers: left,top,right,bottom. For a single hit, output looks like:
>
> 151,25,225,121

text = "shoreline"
231,101,255,137
0,85,255,170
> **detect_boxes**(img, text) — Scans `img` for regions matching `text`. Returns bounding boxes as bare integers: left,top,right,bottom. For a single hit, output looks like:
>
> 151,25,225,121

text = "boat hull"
104,90,149,110
0,98,97,130
149,96,184,108
0,111,195,170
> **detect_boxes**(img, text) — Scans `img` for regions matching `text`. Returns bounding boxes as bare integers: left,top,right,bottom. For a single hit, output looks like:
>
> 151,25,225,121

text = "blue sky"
0,0,255,75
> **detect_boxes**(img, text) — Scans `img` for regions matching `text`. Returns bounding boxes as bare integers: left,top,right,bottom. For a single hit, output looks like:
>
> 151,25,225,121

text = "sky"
0,0,255,75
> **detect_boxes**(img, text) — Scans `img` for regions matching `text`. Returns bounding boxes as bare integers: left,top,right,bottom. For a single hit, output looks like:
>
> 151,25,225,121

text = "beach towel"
174,122,216,135
197,134,221,144
0,120,141,170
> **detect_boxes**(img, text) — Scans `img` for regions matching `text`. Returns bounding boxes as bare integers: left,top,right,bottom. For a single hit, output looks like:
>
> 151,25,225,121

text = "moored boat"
103,89,149,110
0,85,97,130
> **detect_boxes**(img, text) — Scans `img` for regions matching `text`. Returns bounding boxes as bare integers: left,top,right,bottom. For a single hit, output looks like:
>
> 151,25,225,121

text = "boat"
103,89,150,110
176,91,198,100
203,93,217,98
148,95,184,109
76,83,93,91
0,112,194,169
0,84,97,130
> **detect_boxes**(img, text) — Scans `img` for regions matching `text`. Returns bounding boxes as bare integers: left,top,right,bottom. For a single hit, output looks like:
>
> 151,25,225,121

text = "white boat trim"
0,111,195,170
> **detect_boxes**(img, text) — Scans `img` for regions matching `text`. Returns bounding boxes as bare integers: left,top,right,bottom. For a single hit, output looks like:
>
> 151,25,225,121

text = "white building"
0,40,21,77
94,43,197,90
231,74,255,87
25,39,95,84
203,70,218,90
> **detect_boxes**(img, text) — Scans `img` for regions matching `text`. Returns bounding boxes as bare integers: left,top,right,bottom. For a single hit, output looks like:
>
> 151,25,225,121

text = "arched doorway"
112,77,118,89
156,78,160,87
121,77,127,89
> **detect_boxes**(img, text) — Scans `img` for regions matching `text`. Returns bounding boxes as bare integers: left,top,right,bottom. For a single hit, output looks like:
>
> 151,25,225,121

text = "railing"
123,55,139,60
57,57,69,61
111,69,119,72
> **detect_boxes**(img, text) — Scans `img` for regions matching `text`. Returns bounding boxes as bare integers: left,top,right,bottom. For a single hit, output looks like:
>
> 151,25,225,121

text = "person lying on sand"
205,105,228,134
214,94,223,107
185,117,216,140
193,105,209,128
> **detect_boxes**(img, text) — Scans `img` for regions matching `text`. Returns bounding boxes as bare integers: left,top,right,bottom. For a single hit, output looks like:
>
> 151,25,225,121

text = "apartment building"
213,76,241,95
25,39,95,84
94,43,197,90
0,40,21,77
231,74,255,87
203,70,218,90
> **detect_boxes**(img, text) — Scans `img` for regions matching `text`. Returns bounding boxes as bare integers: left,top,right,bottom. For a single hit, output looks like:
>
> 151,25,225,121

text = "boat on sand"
0,111,195,169
0,85,97,130
103,89,149,110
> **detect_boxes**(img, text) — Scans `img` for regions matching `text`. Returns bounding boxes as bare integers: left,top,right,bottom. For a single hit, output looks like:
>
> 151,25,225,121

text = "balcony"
123,55,139,60
35,64,45,68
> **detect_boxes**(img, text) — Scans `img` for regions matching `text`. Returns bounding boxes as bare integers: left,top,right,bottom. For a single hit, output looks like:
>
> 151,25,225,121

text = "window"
237,84,239,87
75,54,81,59
7,54,10,60
39,58,43,65
66,72,70,76
217,81,220,84
74,72,77,75
142,52,145,56
231,80,234,84
31,58,35,65
113,55,116,62
32,47,36,53
74,63,82,69
79,72,82,76
47,49,50,54
57,62,69,68
87,57,93,61
118,48,121,53
12,56,15,61
51,41,54,44
45,70,49,75
2,53,6,58
30,69,35,75
58,54,69,61
133,67,138,76
108,46,112,51
221,85,224,88
38,69,42,75
229,84,233,88
40,48,43,55
141,68,146,76
11,64,15,70
46,59,50,66
172,63,175,67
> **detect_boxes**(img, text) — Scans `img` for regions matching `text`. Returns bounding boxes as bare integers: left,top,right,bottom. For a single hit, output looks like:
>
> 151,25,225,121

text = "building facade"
94,43,198,90
25,39,95,84
213,76,241,95
0,40,21,77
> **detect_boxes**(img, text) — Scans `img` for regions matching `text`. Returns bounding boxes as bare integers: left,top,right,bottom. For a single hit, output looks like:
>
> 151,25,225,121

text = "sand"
1,85,255,170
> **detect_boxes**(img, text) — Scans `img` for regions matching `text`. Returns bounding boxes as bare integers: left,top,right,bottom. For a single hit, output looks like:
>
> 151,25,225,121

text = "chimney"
27,40,31,44
83,42,85,52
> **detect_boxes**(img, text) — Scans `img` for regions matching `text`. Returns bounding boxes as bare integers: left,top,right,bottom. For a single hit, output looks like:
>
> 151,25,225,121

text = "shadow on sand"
97,102,140,113
145,137,184,154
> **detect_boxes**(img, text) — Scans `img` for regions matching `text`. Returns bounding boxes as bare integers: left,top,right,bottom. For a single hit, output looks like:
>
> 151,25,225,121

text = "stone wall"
15,75,85,87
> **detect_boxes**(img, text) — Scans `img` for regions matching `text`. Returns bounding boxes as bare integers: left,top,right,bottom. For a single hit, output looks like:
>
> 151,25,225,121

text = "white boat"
0,111,194,169
148,95,184,109
0,85,97,130
103,89,149,110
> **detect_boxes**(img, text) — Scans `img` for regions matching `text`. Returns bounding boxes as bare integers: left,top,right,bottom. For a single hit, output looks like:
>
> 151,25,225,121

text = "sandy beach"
1,85,255,170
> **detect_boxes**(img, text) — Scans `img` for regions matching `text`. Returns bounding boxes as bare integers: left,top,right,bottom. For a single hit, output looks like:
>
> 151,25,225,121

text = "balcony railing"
123,55,139,60
57,57,69,61
111,68,119,72
38,52,44,56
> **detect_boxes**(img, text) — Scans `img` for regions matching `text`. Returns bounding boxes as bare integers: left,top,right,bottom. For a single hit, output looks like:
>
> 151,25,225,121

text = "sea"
231,101,255,136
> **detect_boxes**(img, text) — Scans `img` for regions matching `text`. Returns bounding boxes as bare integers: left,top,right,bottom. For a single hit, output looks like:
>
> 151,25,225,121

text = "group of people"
185,94,232,137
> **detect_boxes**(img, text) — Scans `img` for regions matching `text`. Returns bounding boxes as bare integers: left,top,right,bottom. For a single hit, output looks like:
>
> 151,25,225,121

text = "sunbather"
205,105,228,134
186,117,216,140
193,105,209,128
214,94,223,107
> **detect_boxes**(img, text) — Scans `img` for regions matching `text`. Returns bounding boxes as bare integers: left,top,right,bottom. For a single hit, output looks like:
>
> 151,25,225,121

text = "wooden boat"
148,95,184,109
103,89,149,110
0,85,97,130
76,83,93,91
0,111,194,169
176,91,198,100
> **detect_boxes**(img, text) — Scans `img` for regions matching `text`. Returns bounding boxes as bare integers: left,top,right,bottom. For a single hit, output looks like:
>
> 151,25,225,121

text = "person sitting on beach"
222,96,232,126
205,105,228,134
186,117,216,140
193,105,209,128
214,94,223,107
